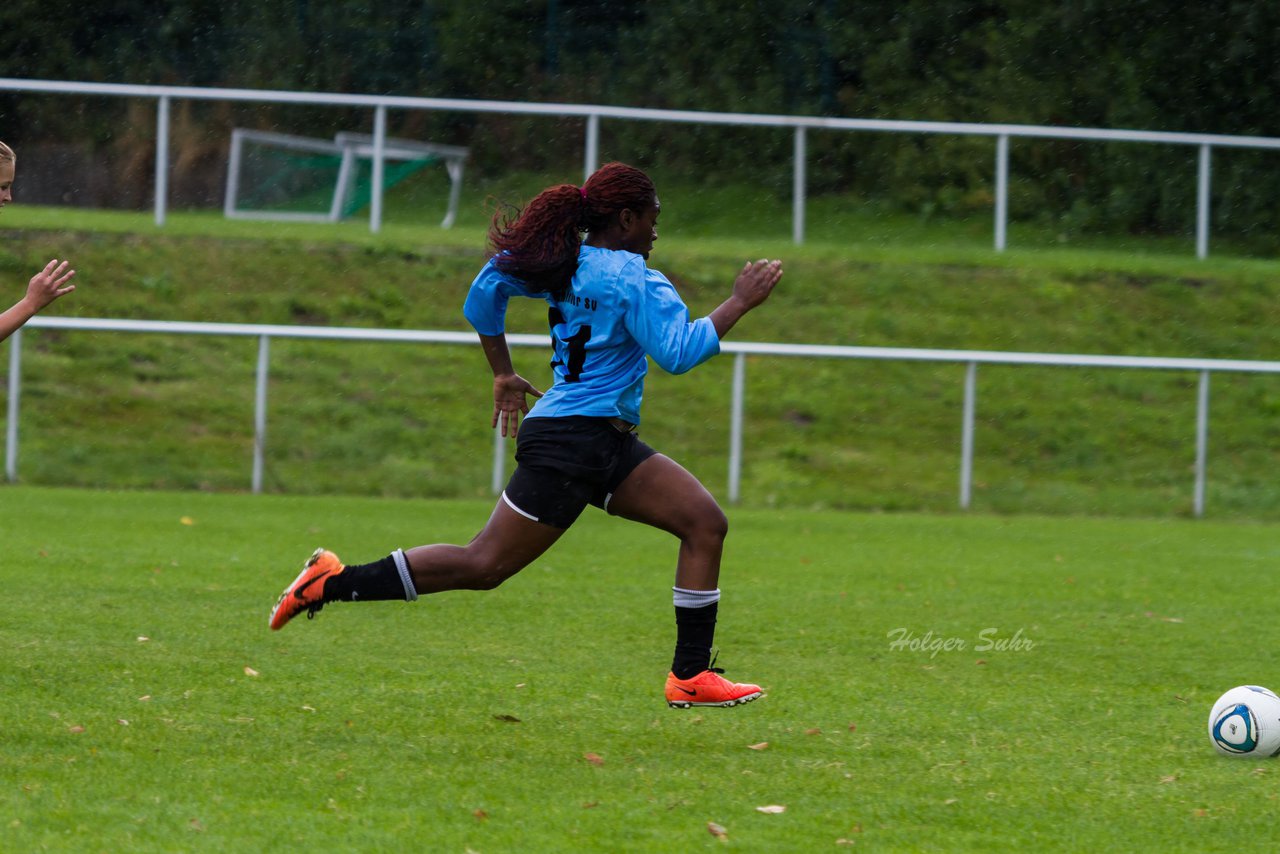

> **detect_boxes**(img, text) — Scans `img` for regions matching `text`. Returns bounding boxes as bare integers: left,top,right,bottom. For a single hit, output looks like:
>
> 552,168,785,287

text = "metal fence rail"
4,76,1280,256
7,316,1280,516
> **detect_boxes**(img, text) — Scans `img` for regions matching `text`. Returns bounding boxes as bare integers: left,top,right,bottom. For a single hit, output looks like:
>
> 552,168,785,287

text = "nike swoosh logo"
673,686,697,696
293,570,331,600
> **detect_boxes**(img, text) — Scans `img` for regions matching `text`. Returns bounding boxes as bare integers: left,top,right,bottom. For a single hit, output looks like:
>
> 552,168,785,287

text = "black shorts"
502,416,657,529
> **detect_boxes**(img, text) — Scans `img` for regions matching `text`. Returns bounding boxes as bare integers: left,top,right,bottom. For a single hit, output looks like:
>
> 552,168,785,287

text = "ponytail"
489,162,656,298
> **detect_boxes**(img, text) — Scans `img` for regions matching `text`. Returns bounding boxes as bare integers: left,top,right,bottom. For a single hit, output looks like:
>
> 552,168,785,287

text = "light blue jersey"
463,245,720,425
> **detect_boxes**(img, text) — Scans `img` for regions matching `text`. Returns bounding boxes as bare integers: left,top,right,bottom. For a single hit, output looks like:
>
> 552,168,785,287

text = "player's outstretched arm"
708,259,782,340
0,259,76,343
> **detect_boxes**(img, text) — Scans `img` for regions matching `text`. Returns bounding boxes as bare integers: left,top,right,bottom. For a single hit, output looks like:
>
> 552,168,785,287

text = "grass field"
3,485,1279,852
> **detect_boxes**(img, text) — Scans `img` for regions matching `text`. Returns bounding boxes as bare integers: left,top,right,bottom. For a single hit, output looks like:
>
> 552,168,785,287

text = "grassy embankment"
2,170,1278,518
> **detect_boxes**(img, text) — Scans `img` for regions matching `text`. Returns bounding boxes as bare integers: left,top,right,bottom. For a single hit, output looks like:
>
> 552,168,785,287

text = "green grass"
3,176,1280,519
2,485,1278,851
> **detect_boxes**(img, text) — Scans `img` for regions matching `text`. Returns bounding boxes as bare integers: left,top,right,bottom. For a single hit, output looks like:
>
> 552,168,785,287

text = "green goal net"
224,129,467,227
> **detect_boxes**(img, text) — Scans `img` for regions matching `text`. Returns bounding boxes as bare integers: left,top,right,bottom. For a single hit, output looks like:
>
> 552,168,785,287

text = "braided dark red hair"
489,162,656,297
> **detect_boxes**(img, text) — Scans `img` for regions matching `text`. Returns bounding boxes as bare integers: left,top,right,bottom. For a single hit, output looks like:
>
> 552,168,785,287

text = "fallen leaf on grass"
67,725,85,734
301,705,316,713
189,818,204,832
582,802,599,809
1159,775,1178,784
243,666,259,677
180,517,195,526
138,696,151,702
583,752,604,766
472,809,488,821
492,714,521,723
804,728,822,736
136,636,150,643
755,805,786,814
707,821,728,841
117,719,129,726
747,742,769,751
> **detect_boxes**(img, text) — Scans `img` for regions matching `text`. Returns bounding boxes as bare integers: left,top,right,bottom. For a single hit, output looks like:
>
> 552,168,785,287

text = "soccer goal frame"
223,128,468,227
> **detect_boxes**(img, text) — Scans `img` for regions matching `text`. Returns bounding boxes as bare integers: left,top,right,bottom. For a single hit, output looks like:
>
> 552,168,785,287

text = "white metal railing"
7,316,1280,517
4,76,1280,257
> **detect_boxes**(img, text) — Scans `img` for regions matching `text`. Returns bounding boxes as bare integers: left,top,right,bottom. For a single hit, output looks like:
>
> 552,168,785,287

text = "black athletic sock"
672,601,718,679
323,554,412,602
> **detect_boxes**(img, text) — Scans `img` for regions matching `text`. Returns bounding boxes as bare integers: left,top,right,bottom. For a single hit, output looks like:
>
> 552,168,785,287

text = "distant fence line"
5,76,1280,257
8,316,1280,516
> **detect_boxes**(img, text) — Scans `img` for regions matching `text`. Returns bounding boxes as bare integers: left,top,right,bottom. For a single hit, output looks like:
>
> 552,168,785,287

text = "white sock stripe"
501,491,540,522
392,549,418,602
672,586,721,608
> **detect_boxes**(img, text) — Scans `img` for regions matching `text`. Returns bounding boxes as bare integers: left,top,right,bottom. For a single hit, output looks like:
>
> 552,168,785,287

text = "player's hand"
492,373,543,438
731,259,782,311
25,259,76,310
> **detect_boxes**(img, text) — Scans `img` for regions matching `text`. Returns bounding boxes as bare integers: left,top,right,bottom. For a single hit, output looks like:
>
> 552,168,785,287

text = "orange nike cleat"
269,548,345,631
665,662,764,709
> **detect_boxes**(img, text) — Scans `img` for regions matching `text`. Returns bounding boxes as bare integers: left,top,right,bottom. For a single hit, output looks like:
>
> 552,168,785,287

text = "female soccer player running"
269,162,782,708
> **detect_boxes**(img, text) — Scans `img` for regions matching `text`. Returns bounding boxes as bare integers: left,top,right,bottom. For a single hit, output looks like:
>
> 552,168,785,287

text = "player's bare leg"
606,453,727,591
403,499,565,592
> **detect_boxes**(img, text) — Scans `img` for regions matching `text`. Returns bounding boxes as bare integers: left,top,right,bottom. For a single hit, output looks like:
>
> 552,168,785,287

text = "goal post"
331,133,468,228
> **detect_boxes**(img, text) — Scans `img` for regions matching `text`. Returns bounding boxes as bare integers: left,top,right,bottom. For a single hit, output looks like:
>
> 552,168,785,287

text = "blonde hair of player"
0,140,77,343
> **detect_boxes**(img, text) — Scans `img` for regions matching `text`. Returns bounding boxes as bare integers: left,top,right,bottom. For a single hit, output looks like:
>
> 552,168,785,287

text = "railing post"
370,103,387,233
1196,144,1211,260
154,95,170,227
584,113,600,180
252,335,270,494
491,424,506,495
728,352,746,503
792,126,807,245
5,329,22,482
960,361,977,509
994,134,1009,252
1194,369,1210,517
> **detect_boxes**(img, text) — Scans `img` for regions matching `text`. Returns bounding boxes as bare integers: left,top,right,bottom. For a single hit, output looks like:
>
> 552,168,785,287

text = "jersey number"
548,309,591,384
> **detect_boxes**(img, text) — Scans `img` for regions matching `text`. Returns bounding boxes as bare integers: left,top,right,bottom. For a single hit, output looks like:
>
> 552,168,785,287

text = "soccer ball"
1207,685,1280,757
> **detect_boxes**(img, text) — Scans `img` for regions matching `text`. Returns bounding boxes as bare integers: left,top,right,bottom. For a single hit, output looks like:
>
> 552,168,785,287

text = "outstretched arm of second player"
0,259,76,343
708,259,782,340
478,333,543,438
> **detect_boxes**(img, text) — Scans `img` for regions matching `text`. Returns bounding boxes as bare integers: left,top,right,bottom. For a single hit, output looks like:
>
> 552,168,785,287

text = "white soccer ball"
1207,685,1280,757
